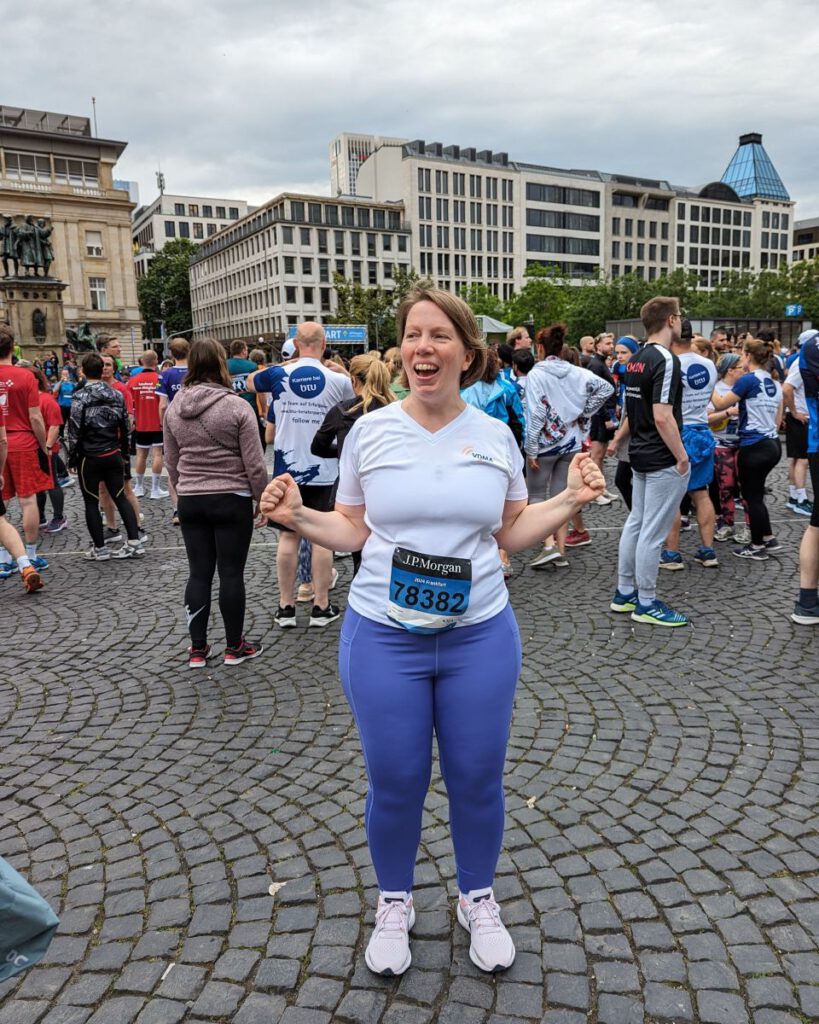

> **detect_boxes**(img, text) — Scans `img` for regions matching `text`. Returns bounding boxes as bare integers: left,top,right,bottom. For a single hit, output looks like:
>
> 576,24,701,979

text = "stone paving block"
698,990,750,1024
644,982,694,1022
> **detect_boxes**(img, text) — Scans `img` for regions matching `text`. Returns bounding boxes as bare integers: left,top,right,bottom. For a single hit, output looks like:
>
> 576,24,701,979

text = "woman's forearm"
288,506,371,552
496,490,583,553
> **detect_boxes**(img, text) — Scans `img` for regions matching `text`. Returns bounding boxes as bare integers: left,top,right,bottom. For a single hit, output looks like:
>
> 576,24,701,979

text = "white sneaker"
733,524,751,545
150,488,169,499
132,484,145,498
365,893,415,976
84,545,111,561
594,494,613,506
603,489,620,501
457,890,515,973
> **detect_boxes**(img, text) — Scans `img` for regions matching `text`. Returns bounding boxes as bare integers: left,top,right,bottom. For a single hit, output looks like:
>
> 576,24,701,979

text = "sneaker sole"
364,906,415,977
224,649,263,666
530,558,562,568
791,613,819,625
456,903,515,972
565,539,592,547
188,661,209,669
275,619,298,628
610,603,636,613
731,551,768,561
793,508,813,517
658,563,685,571
630,612,688,627
693,560,719,567
309,615,340,627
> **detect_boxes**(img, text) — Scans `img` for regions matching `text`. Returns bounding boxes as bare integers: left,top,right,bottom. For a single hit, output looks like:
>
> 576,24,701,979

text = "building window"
229,207,239,219
418,167,431,192
300,227,310,245
189,204,199,216
661,223,669,240
174,203,185,215
649,222,657,239
367,233,377,257
612,217,621,235
342,206,355,226
317,229,327,253
290,201,304,222
303,287,314,305
193,223,204,239
216,206,226,218
612,192,639,207
179,222,190,238
302,257,312,275
352,261,361,283
309,203,322,223
526,183,600,207
326,205,339,225
382,234,392,251
612,241,620,258
398,236,407,252
89,277,108,311
5,150,52,183
374,210,386,229
319,259,329,283
357,208,370,228
282,226,293,244
285,286,297,303
85,230,104,257
351,233,361,256
207,223,216,236
368,262,378,285
677,202,686,219
624,219,633,235
284,256,295,274
335,230,345,254
202,205,213,217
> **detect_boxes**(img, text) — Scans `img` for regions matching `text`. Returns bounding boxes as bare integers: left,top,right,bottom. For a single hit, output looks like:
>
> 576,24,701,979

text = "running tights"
79,453,138,548
737,438,781,546
37,452,65,521
339,604,521,894
178,492,253,648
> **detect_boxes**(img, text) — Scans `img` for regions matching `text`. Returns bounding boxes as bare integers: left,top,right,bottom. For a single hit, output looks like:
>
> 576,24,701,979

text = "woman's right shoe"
365,894,415,976
457,890,516,973
188,644,211,669
84,545,111,561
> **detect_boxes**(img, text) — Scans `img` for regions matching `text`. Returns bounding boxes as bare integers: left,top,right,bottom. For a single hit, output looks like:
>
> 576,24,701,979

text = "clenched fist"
565,453,606,506
260,473,303,527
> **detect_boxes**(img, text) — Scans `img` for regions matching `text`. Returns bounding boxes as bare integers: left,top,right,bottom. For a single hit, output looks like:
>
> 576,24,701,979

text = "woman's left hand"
566,452,606,505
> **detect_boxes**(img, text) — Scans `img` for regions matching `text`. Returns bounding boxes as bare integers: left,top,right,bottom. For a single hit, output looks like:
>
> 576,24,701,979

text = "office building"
0,104,143,357
132,193,250,277
189,192,411,343
792,217,819,263
353,131,794,295
330,133,407,197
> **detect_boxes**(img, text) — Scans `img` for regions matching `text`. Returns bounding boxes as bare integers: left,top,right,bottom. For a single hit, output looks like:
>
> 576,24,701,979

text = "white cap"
797,329,819,348
281,339,296,358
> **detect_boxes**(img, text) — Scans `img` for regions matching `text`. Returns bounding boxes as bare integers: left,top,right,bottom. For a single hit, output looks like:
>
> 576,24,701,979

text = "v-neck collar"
398,400,472,443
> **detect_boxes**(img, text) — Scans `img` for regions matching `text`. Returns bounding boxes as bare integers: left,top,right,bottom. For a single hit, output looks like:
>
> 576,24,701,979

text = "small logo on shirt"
763,378,777,397
462,445,496,465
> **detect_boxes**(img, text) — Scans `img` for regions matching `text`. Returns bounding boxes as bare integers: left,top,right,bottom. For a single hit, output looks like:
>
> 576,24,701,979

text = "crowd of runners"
2,291,818,976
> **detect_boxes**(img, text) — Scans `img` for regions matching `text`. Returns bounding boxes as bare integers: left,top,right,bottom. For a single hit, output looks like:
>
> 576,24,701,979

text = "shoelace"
374,899,409,938
465,896,503,932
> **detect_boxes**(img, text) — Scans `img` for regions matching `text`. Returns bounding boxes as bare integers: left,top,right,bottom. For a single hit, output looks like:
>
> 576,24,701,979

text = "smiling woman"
259,286,605,978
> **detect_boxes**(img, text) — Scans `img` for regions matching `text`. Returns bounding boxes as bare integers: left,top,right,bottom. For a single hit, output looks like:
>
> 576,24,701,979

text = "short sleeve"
335,421,365,506
156,372,169,398
254,365,286,395
505,428,527,501
731,373,757,399
650,352,677,405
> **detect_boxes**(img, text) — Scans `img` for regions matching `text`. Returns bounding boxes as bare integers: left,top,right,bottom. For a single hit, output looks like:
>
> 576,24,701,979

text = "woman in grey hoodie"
163,338,269,668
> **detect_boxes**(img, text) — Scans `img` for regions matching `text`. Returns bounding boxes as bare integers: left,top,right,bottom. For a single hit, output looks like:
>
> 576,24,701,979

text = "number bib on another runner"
387,546,472,634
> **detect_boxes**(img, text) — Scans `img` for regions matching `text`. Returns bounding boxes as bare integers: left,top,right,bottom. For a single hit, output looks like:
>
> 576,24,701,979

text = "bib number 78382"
387,546,472,634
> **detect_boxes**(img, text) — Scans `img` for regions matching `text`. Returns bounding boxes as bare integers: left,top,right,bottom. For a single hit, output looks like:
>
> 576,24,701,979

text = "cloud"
4,0,819,213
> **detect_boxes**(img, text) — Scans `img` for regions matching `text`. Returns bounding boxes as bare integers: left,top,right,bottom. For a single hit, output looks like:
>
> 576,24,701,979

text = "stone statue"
66,322,97,352
16,216,37,277
1,215,18,277
32,308,46,339
34,219,54,277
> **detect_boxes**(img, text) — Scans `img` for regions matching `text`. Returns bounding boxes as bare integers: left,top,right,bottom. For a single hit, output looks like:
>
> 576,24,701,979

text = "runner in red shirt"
125,349,168,499
0,374,43,591
31,367,67,534
0,326,50,576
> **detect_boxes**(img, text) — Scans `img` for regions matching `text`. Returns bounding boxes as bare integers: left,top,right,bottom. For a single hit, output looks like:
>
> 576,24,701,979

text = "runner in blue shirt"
156,338,190,526
792,329,819,623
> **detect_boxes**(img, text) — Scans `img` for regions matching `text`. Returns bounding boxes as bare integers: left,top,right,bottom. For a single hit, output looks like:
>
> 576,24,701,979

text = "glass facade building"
721,132,790,201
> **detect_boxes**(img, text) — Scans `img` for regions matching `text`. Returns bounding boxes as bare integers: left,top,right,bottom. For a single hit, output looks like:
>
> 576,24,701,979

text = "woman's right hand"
260,473,303,526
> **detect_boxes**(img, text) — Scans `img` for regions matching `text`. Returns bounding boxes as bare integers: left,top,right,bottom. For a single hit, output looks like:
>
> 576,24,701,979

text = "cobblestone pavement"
1,466,818,1024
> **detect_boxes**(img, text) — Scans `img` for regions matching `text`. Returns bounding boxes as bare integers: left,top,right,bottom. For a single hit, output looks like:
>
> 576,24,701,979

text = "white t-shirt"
709,379,740,448
337,402,527,631
785,362,808,417
679,351,718,427
255,357,354,485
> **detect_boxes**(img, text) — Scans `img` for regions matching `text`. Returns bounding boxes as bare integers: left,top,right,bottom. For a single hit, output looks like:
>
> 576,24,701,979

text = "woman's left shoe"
188,644,211,669
457,890,515,972
224,638,263,665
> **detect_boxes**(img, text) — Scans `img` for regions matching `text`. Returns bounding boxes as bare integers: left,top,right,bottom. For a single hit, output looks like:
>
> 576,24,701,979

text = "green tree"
327,266,423,349
462,283,506,320
137,238,198,338
503,264,571,334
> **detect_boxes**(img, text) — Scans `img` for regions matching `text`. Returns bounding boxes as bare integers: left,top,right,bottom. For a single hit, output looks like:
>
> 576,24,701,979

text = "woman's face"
615,344,632,364
401,300,473,400
739,350,753,372
726,364,743,385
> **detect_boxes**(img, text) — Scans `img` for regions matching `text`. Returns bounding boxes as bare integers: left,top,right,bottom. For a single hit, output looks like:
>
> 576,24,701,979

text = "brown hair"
506,325,529,345
640,296,680,336
142,348,158,368
170,338,190,360
184,337,232,389
536,323,567,358
383,346,402,379
0,323,14,358
395,286,487,389
743,336,775,368
561,345,580,366
349,353,396,414
478,347,500,384
692,336,716,362
248,348,266,366
229,339,247,356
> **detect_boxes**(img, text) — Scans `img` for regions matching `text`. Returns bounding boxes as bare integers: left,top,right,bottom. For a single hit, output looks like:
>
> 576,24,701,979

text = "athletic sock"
25,542,37,559
151,473,163,492
789,484,798,499
135,473,144,488
799,588,818,609
17,555,32,570
0,547,9,563
796,488,808,502
465,886,493,901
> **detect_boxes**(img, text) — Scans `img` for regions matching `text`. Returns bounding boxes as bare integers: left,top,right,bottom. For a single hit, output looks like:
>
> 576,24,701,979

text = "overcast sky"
6,0,819,217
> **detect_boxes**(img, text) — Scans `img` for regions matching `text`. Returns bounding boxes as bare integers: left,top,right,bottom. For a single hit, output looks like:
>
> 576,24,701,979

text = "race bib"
387,546,471,634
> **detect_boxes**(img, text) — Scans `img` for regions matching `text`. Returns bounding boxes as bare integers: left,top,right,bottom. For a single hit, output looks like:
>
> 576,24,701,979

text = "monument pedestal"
0,277,66,362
